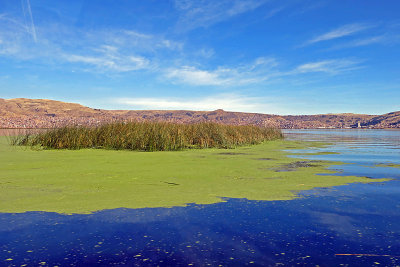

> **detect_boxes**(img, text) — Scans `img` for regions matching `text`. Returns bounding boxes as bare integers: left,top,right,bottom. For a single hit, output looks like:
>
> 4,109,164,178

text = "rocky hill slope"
0,98,399,129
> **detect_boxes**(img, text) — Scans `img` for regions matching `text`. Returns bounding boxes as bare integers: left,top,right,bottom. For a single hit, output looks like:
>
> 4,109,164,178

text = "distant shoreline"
1,98,399,129
1,127,400,130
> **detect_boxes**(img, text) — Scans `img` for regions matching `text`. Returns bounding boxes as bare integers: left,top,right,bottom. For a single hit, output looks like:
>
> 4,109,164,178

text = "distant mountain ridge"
0,98,399,129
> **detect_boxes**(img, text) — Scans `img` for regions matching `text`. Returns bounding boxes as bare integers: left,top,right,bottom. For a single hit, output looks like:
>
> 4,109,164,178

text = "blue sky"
0,0,399,115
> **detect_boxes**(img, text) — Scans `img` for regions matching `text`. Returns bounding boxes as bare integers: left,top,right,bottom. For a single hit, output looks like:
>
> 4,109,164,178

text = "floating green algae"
0,137,388,214
374,163,400,168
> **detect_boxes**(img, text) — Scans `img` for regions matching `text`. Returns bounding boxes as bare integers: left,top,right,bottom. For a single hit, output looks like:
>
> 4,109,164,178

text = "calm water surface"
1,129,400,266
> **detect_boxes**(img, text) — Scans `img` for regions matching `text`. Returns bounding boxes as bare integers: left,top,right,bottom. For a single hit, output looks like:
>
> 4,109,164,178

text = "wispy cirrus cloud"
264,6,287,19
0,15,181,73
294,59,361,74
349,35,386,46
65,46,151,73
114,30,184,52
164,57,362,86
21,0,37,42
165,66,227,86
331,34,400,49
304,23,372,45
165,57,279,86
60,29,185,72
115,93,280,113
0,15,35,58
174,0,269,32
0,9,365,81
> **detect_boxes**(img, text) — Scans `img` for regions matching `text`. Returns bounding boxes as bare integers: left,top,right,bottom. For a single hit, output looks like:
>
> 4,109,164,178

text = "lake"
1,129,399,266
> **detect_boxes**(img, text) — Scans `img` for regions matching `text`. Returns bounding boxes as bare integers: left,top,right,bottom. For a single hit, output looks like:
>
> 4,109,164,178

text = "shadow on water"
1,129,400,266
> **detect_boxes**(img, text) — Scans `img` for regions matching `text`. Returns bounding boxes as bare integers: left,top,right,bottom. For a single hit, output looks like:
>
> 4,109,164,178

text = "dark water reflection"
1,129,400,266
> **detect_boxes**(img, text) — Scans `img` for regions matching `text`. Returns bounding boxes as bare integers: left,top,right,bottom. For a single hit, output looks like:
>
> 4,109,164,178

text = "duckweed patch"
0,137,388,214
216,152,250,155
375,163,400,169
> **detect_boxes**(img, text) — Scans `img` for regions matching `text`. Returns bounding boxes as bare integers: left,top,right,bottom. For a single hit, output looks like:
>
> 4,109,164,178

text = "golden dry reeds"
12,121,283,151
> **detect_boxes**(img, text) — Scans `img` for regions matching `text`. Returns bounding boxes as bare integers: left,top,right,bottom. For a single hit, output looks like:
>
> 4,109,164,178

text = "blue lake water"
1,129,400,266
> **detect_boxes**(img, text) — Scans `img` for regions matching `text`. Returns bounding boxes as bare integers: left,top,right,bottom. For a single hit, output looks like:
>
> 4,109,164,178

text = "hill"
0,98,104,117
0,98,399,129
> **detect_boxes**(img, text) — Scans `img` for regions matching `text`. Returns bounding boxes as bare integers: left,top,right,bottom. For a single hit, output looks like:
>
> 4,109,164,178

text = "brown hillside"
0,98,103,117
0,98,399,129
365,111,400,128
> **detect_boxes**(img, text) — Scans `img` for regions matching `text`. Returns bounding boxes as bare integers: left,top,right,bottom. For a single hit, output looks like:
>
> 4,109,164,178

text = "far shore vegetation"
10,121,283,151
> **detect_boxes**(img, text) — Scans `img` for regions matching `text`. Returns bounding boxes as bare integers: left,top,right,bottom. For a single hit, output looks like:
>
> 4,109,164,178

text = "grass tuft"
11,122,283,151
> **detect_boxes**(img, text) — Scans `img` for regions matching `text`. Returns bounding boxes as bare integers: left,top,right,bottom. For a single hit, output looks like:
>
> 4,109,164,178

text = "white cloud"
196,48,215,58
122,30,152,39
294,59,361,74
165,57,360,86
174,0,268,31
115,94,278,113
21,0,37,42
332,34,400,49
109,30,184,52
65,47,150,72
264,6,286,19
114,30,183,51
350,35,385,46
0,11,367,80
0,42,20,56
0,14,35,58
0,16,180,73
165,57,279,86
305,23,372,45
166,66,226,86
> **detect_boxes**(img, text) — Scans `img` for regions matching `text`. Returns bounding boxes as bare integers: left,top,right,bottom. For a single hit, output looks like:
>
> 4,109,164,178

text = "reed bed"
11,121,283,151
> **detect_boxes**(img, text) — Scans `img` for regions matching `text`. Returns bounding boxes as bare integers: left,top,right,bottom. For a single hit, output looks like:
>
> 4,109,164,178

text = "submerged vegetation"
11,121,283,151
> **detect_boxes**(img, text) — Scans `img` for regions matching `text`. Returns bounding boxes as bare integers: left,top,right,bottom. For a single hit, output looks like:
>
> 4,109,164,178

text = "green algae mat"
0,137,386,214
375,163,400,168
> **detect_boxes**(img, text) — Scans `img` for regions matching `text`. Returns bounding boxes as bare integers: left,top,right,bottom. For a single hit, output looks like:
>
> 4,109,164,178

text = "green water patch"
374,163,400,169
0,137,388,214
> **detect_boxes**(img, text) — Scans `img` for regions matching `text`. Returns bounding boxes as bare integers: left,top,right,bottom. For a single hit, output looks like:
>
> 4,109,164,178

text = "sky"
0,0,399,115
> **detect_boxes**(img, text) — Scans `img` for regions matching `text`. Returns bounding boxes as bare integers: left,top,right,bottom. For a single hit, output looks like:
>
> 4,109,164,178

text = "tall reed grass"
11,121,283,151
